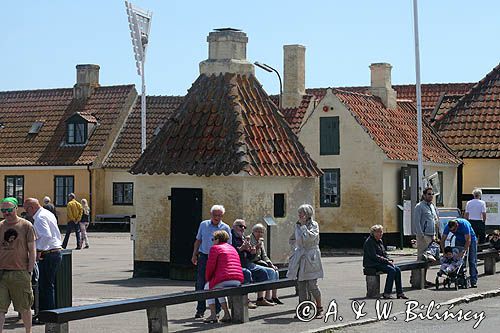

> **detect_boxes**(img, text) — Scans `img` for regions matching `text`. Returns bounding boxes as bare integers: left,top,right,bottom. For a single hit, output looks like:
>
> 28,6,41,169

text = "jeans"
195,253,220,314
62,221,81,249
468,239,478,284
375,263,403,295
297,279,321,303
247,263,272,282
242,268,252,284
38,251,62,311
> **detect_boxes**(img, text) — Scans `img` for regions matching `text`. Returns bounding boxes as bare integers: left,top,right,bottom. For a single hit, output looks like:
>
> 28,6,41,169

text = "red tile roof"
435,63,500,158
131,73,321,177
0,85,136,166
333,89,461,164
103,96,184,168
276,83,473,135
430,94,463,124
282,94,314,134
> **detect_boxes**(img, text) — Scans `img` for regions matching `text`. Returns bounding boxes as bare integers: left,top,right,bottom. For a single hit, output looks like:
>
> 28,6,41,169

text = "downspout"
87,164,92,220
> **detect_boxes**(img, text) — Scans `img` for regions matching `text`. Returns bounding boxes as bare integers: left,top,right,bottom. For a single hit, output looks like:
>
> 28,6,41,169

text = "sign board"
482,188,500,226
403,200,412,235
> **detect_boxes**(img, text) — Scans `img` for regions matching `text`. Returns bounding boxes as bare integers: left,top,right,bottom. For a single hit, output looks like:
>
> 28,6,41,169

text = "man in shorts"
0,197,36,333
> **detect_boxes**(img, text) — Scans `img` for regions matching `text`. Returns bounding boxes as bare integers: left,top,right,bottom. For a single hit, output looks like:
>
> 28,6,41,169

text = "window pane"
55,176,74,206
320,169,340,207
113,183,133,205
75,123,86,143
68,124,75,143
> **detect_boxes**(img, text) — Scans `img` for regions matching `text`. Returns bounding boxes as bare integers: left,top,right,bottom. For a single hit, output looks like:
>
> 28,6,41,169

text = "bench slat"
39,279,296,323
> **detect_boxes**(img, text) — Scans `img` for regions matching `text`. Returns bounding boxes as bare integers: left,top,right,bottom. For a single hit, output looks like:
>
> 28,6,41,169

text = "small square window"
320,169,340,207
113,183,134,205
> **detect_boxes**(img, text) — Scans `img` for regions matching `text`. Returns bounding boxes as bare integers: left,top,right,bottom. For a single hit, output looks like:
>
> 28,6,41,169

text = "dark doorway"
170,188,202,280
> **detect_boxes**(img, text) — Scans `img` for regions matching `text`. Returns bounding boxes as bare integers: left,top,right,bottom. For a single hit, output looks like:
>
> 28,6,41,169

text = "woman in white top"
465,188,487,243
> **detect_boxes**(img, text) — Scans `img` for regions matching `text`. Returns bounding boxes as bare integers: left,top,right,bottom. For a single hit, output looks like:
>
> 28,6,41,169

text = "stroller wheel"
435,277,439,290
454,282,459,290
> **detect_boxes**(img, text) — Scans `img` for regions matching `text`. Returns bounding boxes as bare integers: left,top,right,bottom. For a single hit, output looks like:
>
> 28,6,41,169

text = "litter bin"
55,249,72,308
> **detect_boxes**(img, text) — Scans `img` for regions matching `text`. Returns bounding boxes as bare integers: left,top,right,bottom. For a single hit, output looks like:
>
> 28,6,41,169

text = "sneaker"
75,247,82,250
381,294,393,299
470,283,477,288
84,245,89,249
256,298,275,306
194,311,205,319
248,301,257,309
265,298,276,305
397,294,409,299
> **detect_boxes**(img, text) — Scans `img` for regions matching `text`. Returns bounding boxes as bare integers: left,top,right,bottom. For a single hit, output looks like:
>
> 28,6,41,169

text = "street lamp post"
254,62,282,110
125,1,153,153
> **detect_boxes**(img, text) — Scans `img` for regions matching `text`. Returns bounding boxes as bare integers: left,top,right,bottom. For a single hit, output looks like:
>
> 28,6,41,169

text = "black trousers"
468,219,485,244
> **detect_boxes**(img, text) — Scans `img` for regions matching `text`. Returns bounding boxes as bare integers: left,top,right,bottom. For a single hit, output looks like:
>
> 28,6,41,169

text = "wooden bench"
38,279,297,333
363,260,428,298
477,249,499,275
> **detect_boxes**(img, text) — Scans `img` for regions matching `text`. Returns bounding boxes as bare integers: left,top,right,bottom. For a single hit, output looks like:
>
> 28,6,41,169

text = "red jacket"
205,242,244,289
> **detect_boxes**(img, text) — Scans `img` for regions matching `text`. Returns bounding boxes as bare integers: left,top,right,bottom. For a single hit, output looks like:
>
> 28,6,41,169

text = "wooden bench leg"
45,323,69,333
484,257,496,275
147,306,168,333
365,275,380,298
411,268,425,289
230,294,249,323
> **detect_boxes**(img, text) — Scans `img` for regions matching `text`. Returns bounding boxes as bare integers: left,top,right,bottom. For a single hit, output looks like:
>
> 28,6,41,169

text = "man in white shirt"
465,188,487,243
24,198,63,313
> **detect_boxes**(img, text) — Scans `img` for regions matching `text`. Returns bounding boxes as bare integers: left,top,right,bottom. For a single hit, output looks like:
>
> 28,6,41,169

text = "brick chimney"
369,63,397,109
282,45,305,109
73,64,100,99
199,28,254,76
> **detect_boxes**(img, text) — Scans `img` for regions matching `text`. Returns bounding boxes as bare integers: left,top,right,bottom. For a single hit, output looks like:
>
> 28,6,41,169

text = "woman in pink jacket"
204,230,244,323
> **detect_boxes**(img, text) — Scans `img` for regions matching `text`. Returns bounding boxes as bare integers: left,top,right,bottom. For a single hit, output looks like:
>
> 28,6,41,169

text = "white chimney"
199,28,254,76
369,63,397,109
282,45,305,109
73,64,100,99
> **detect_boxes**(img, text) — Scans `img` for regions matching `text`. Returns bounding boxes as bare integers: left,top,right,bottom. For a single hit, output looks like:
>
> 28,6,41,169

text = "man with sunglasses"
0,197,36,333
410,187,438,288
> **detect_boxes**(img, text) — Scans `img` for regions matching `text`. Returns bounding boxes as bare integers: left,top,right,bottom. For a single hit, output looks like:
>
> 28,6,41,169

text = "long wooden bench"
38,279,297,333
363,260,429,298
477,248,499,275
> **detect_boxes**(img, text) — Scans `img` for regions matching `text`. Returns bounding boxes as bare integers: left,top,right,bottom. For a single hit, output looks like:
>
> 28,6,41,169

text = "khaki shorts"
0,270,34,312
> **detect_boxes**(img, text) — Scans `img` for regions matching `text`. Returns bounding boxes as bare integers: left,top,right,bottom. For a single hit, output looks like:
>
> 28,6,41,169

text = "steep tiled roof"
435,63,500,158
307,82,473,115
0,85,136,166
103,96,184,168
276,83,473,133
131,73,321,177
430,94,463,124
333,89,461,164
282,94,314,134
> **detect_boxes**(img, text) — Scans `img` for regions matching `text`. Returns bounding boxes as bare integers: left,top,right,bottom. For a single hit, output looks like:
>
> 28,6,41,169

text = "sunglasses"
237,225,247,229
1,208,15,213
426,193,434,196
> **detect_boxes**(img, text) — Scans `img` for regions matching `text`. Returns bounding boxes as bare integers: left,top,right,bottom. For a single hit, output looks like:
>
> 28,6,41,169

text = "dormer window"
65,112,97,145
67,122,87,144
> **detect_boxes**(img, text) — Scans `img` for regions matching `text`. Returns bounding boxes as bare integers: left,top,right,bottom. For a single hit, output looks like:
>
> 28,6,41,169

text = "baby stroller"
435,247,469,290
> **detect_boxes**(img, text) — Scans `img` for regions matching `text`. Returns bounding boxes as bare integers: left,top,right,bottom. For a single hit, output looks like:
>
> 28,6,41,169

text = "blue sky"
2,0,499,96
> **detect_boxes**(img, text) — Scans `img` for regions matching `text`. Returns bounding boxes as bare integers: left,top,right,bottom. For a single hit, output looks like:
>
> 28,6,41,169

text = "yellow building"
282,61,462,247
434,62,500,209
0,64,137,223
130,29,321,278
